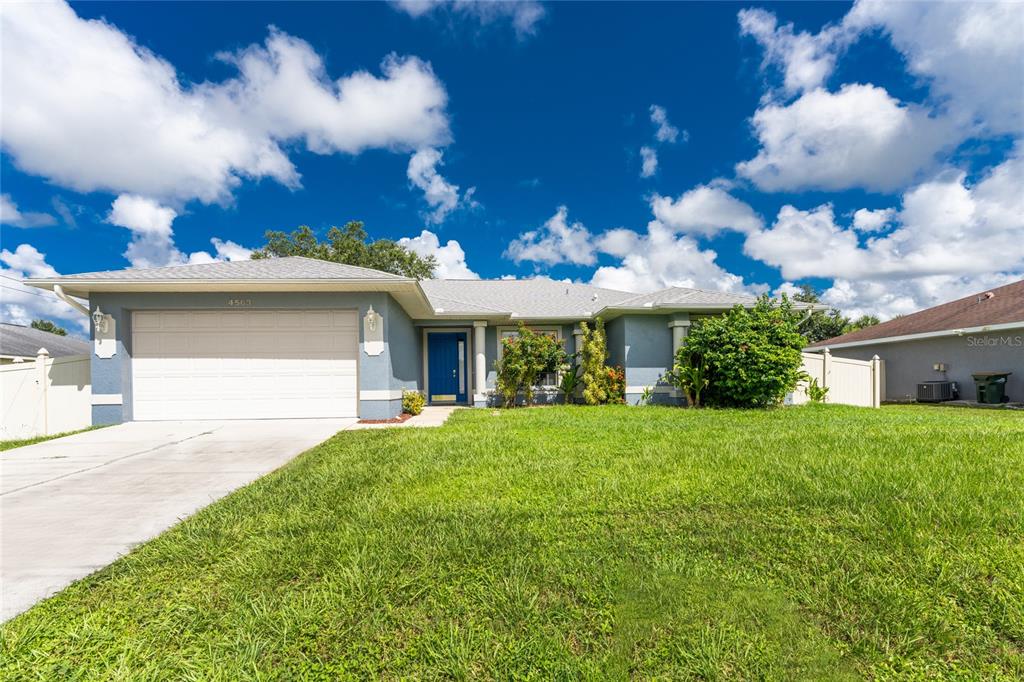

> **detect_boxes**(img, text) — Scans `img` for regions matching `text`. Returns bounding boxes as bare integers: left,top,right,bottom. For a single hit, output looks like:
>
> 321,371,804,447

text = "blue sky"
2,1,1022,334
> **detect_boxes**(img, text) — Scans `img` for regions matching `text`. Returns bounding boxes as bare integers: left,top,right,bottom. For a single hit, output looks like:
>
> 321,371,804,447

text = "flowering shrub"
579,319,625,405
402,390,425,416
495,322,567,407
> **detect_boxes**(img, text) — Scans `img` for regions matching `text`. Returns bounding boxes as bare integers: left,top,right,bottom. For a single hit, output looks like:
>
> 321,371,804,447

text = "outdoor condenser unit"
917,381,956,402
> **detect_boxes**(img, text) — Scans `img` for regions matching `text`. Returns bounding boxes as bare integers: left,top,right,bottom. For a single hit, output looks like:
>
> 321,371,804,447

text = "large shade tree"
31,319,67,336
251,222,436,279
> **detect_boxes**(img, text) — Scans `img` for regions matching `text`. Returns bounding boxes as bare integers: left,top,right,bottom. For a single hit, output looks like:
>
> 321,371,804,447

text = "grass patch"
0,425,107,452
1,405,1022,678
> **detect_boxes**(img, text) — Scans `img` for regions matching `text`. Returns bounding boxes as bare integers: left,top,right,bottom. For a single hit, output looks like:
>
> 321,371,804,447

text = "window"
497,326,564,387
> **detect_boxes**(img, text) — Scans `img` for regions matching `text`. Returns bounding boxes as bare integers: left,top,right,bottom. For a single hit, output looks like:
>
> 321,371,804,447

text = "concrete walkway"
347,406,461,430
0,418,354,622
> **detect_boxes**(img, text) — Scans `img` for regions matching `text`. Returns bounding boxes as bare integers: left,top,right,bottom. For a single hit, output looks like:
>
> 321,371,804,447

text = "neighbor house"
0,323,89,364
27,257,765,424
808,280,1024,402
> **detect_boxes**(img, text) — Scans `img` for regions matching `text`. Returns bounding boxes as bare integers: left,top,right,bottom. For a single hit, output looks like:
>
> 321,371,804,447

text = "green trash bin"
972,372,1012,404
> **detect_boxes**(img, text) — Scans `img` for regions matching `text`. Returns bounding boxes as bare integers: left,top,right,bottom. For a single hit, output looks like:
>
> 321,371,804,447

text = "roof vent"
591,294,598,301
978,291,995,303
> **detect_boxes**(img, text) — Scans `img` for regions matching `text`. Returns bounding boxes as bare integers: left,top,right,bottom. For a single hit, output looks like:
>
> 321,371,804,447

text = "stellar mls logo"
966,335,1024,348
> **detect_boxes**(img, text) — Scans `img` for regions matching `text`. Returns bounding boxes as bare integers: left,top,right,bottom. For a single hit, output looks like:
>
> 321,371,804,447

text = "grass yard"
0,425,107,453
1,405,1022,679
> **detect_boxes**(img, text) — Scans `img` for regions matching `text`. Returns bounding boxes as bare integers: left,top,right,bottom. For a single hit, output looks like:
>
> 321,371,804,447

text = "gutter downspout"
54,285,89,317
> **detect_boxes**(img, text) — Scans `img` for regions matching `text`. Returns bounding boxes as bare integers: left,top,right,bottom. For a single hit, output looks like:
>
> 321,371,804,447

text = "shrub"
667,354,709,407
402,390,425,416
579,319,627,406
559,357,580,404
806,377,830,403
680,297,805,408
494,322,567,407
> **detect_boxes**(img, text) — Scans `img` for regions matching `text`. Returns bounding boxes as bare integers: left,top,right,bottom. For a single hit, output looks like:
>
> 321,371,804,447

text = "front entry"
427,332,468,404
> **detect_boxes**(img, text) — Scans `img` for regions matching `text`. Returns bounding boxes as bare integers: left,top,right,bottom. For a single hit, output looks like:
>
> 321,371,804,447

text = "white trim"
809,320,1024,351
359,390,404,401
91,393,123,406
625,385,675,394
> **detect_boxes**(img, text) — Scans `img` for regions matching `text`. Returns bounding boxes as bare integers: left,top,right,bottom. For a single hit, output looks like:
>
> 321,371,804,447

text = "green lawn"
0,425,107,452
2,405,1022,679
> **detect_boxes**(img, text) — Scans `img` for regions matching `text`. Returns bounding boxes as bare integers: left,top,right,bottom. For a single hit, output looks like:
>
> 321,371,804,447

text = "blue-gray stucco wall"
88,291,417,423
617,315,680,405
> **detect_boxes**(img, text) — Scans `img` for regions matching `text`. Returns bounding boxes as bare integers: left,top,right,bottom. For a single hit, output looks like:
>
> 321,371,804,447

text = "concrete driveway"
1,418,355,622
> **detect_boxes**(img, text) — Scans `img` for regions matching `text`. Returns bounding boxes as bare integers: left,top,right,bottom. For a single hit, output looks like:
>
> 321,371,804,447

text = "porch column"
473,321,487,401
573,326,584,356
668,314,691,356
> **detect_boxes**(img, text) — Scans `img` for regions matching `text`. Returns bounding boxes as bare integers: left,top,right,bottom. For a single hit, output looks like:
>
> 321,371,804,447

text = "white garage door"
131,309,358,420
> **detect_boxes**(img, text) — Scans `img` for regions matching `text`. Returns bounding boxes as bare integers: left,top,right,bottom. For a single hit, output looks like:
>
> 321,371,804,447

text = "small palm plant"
669,353,709,408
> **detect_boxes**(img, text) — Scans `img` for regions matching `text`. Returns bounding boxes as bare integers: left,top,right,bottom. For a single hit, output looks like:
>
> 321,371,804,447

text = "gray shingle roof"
420,279,635,318
616,286,761,309
38,256,408,282
0,324,89,358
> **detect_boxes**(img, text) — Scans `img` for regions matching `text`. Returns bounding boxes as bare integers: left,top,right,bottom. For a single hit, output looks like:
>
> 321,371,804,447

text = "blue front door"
428,332,468,404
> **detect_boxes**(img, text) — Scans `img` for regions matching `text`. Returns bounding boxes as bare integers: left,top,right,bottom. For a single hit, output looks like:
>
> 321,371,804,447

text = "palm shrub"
681,297,805,408
668,353,709,407
558,353,581,404
494,322,567,407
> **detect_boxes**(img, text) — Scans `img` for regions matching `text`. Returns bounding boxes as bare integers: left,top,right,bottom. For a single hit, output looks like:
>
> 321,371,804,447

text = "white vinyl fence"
1,350,91,440
791,349,884,408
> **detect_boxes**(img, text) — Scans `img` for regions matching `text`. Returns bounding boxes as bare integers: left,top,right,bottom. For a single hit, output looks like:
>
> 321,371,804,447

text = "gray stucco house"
27,256,761,424
808,279,1023,403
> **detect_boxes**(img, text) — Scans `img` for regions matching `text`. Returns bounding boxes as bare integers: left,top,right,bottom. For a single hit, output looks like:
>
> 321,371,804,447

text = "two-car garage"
130,309,359,421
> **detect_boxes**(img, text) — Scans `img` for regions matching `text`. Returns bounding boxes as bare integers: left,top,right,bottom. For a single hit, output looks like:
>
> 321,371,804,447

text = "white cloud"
738,7,848,97
0,244,88,334
846,0,1024,135
392,0,545,38
743,151,1024,316
639,146,658,178
737,84,954,192
651,185,764,236
822,274,1023,322
406,148,473,224
649,105,681,143
590,219,757,295
0,2,449,204
852,207,895,233
107,194,253,269
0,194,57,228
398,229,478,279
505,206,597,267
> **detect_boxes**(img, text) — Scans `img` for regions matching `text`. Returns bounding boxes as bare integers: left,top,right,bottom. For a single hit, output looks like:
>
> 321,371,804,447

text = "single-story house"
808,279,1024,402
0,323,89,364
27,256,766,424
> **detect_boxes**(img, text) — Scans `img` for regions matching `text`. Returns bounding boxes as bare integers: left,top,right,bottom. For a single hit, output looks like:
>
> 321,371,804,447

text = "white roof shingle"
420,279,635,318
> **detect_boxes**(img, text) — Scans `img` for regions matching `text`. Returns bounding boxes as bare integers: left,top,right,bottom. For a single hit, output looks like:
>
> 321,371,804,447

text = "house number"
228,298,253,307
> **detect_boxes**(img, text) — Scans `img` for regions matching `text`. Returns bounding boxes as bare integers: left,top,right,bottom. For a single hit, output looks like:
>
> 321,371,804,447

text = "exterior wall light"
92,306,108,333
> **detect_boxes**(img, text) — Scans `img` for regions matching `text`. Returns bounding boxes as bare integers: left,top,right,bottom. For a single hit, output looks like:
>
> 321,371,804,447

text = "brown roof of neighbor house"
809,279,1024,348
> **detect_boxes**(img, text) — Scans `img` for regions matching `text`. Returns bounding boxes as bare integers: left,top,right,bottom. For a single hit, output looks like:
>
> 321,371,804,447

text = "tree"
791,285,878,344
251,222,437,279
31,319,67,336
844,315,880,334
682,296,805,408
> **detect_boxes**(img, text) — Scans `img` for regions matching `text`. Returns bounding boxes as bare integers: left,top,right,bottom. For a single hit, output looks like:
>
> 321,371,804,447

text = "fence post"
871,355,882,408
822,348,832,403
36,347,50,435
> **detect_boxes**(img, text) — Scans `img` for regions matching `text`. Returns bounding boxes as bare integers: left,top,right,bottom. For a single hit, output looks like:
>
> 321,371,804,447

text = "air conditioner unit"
917,381,956,402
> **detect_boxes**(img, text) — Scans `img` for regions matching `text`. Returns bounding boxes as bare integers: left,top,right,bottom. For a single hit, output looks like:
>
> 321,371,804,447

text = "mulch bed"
356,412,414,425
